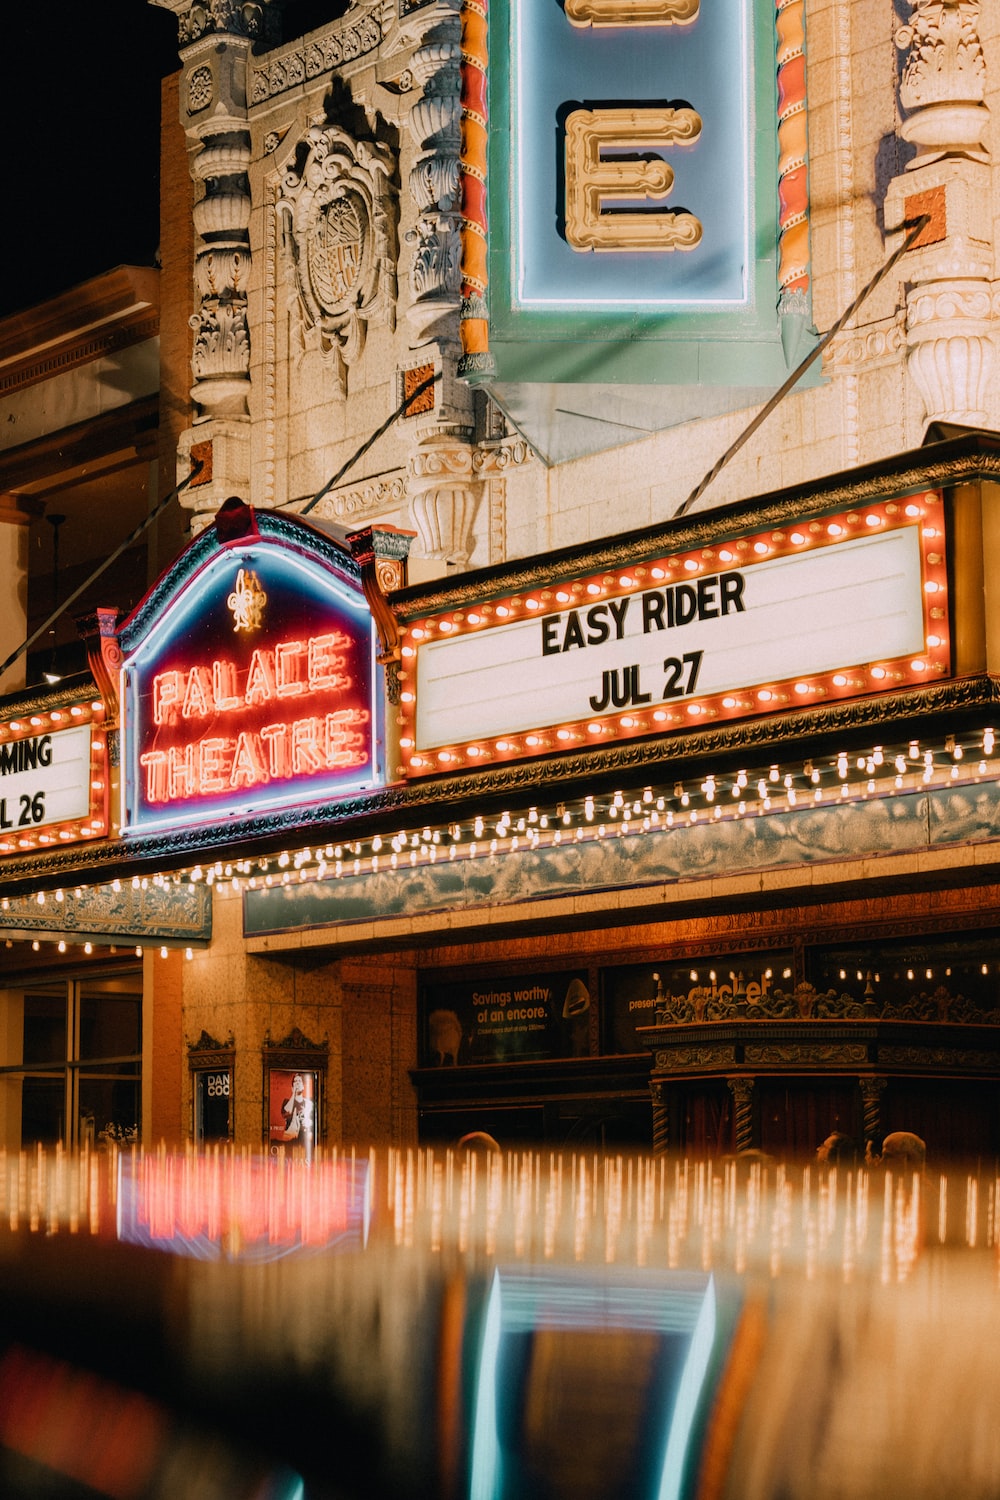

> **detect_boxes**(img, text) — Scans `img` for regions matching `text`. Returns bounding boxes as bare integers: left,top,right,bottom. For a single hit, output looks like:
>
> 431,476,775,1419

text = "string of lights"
3,724,995,962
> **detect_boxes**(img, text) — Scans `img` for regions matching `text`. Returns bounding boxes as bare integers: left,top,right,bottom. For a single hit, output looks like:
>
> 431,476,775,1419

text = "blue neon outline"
120,541,382,835
656,1274,717,1500
467,1266,718,1500
469,1270,504,1500
513,0,752,311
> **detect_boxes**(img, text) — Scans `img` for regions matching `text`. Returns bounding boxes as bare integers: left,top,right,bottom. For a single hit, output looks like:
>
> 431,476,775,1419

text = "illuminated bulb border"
66,722,994,899
0,701,110,856
397,495,948,774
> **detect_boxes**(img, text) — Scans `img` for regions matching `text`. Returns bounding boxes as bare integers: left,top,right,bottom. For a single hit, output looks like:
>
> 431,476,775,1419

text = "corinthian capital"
150,0,281,47
896,0,989,164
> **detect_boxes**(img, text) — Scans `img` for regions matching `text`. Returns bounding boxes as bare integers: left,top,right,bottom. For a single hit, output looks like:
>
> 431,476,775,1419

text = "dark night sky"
3,5,181,320
2,3,353,322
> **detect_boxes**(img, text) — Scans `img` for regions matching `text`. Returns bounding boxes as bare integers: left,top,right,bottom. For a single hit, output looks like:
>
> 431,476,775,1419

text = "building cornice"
0,398,160,493
0,267,159,398
391,431,1000,618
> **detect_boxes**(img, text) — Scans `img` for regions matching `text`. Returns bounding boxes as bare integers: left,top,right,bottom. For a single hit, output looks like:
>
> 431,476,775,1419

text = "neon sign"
477,0,805,416
227,566,267,631
120,513,380,833
399,494,950,774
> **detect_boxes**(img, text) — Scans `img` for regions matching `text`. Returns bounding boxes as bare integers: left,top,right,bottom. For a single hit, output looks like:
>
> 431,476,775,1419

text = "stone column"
885,0,994,430
650,1077,670,1157
402,0,463,345
152,0,281,522
859,1075,887,1151
728,1076,755,1154
389,0,481,574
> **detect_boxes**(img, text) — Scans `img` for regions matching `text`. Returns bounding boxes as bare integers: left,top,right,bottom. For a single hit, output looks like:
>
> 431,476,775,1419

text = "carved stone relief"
188,82,253,424
403,9,463,343
152,0,282,510
407,439,483,565
250,5,385,104
278,123,400,382
155,0,275,46
896,0,988,165
891,0,995,430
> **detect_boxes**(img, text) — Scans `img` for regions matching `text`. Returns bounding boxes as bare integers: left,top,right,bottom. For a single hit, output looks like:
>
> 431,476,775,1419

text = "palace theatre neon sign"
119,513,380,834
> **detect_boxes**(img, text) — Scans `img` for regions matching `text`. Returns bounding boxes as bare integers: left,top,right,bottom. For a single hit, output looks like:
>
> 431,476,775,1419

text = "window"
0,968,142,1148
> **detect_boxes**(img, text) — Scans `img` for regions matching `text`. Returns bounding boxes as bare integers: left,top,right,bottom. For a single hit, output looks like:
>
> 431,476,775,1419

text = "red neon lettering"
292,717,325,773
308,632,351,691
168,745,197,799
245,649,276,706
142,629,371,806
198,737,233,794
153,672,183,726
260,723,291,778
182,665,213,719
325,709,370,769
230,731,270,788
275,640,307,698
213,659,242,712
139,750,169,802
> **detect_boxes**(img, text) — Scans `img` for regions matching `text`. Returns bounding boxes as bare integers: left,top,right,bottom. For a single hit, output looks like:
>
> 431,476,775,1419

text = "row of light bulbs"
403,500,939,640
0,725,993,912
130,723,997,894
1,938,195,959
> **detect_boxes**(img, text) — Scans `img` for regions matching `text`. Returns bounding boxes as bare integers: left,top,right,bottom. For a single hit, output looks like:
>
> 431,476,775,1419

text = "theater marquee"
399,495,949,774
0,701,108,855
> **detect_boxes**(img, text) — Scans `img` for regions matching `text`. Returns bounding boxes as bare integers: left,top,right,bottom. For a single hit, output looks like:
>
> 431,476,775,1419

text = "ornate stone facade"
407,437,482,565
400,1,463,344
887,0,995,429
153,0,280,515
278,122,399,386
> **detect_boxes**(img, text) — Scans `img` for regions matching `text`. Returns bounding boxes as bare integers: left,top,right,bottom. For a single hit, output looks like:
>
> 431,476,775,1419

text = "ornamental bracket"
347,525,416,701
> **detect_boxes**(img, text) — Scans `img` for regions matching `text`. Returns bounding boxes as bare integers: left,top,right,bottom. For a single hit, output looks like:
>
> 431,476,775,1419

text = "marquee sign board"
0,702,108,855
399,493,949,774
119,512,381,835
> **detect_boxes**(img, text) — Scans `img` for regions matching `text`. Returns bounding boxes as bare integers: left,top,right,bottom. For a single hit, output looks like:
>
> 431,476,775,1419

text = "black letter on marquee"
720,571,745,614
541,617,561,656
642,592,665,632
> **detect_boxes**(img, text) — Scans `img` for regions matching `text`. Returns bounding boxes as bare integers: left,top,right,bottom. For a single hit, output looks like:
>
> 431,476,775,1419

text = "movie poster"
267,1068,318,1154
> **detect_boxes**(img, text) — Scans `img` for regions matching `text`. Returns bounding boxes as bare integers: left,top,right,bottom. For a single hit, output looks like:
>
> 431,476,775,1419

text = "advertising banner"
421,970,592,1066
604,954,795,1053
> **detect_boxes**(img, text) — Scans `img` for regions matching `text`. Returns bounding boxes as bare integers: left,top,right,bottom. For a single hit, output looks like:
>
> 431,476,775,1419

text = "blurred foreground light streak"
0,1147,998,1500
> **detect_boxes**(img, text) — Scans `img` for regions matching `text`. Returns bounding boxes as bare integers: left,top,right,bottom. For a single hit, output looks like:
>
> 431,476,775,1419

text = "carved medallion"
313,198,364,303
279,124,399,374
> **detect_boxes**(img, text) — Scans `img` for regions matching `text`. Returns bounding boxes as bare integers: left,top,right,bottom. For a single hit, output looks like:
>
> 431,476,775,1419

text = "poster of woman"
268,1069,317,1156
